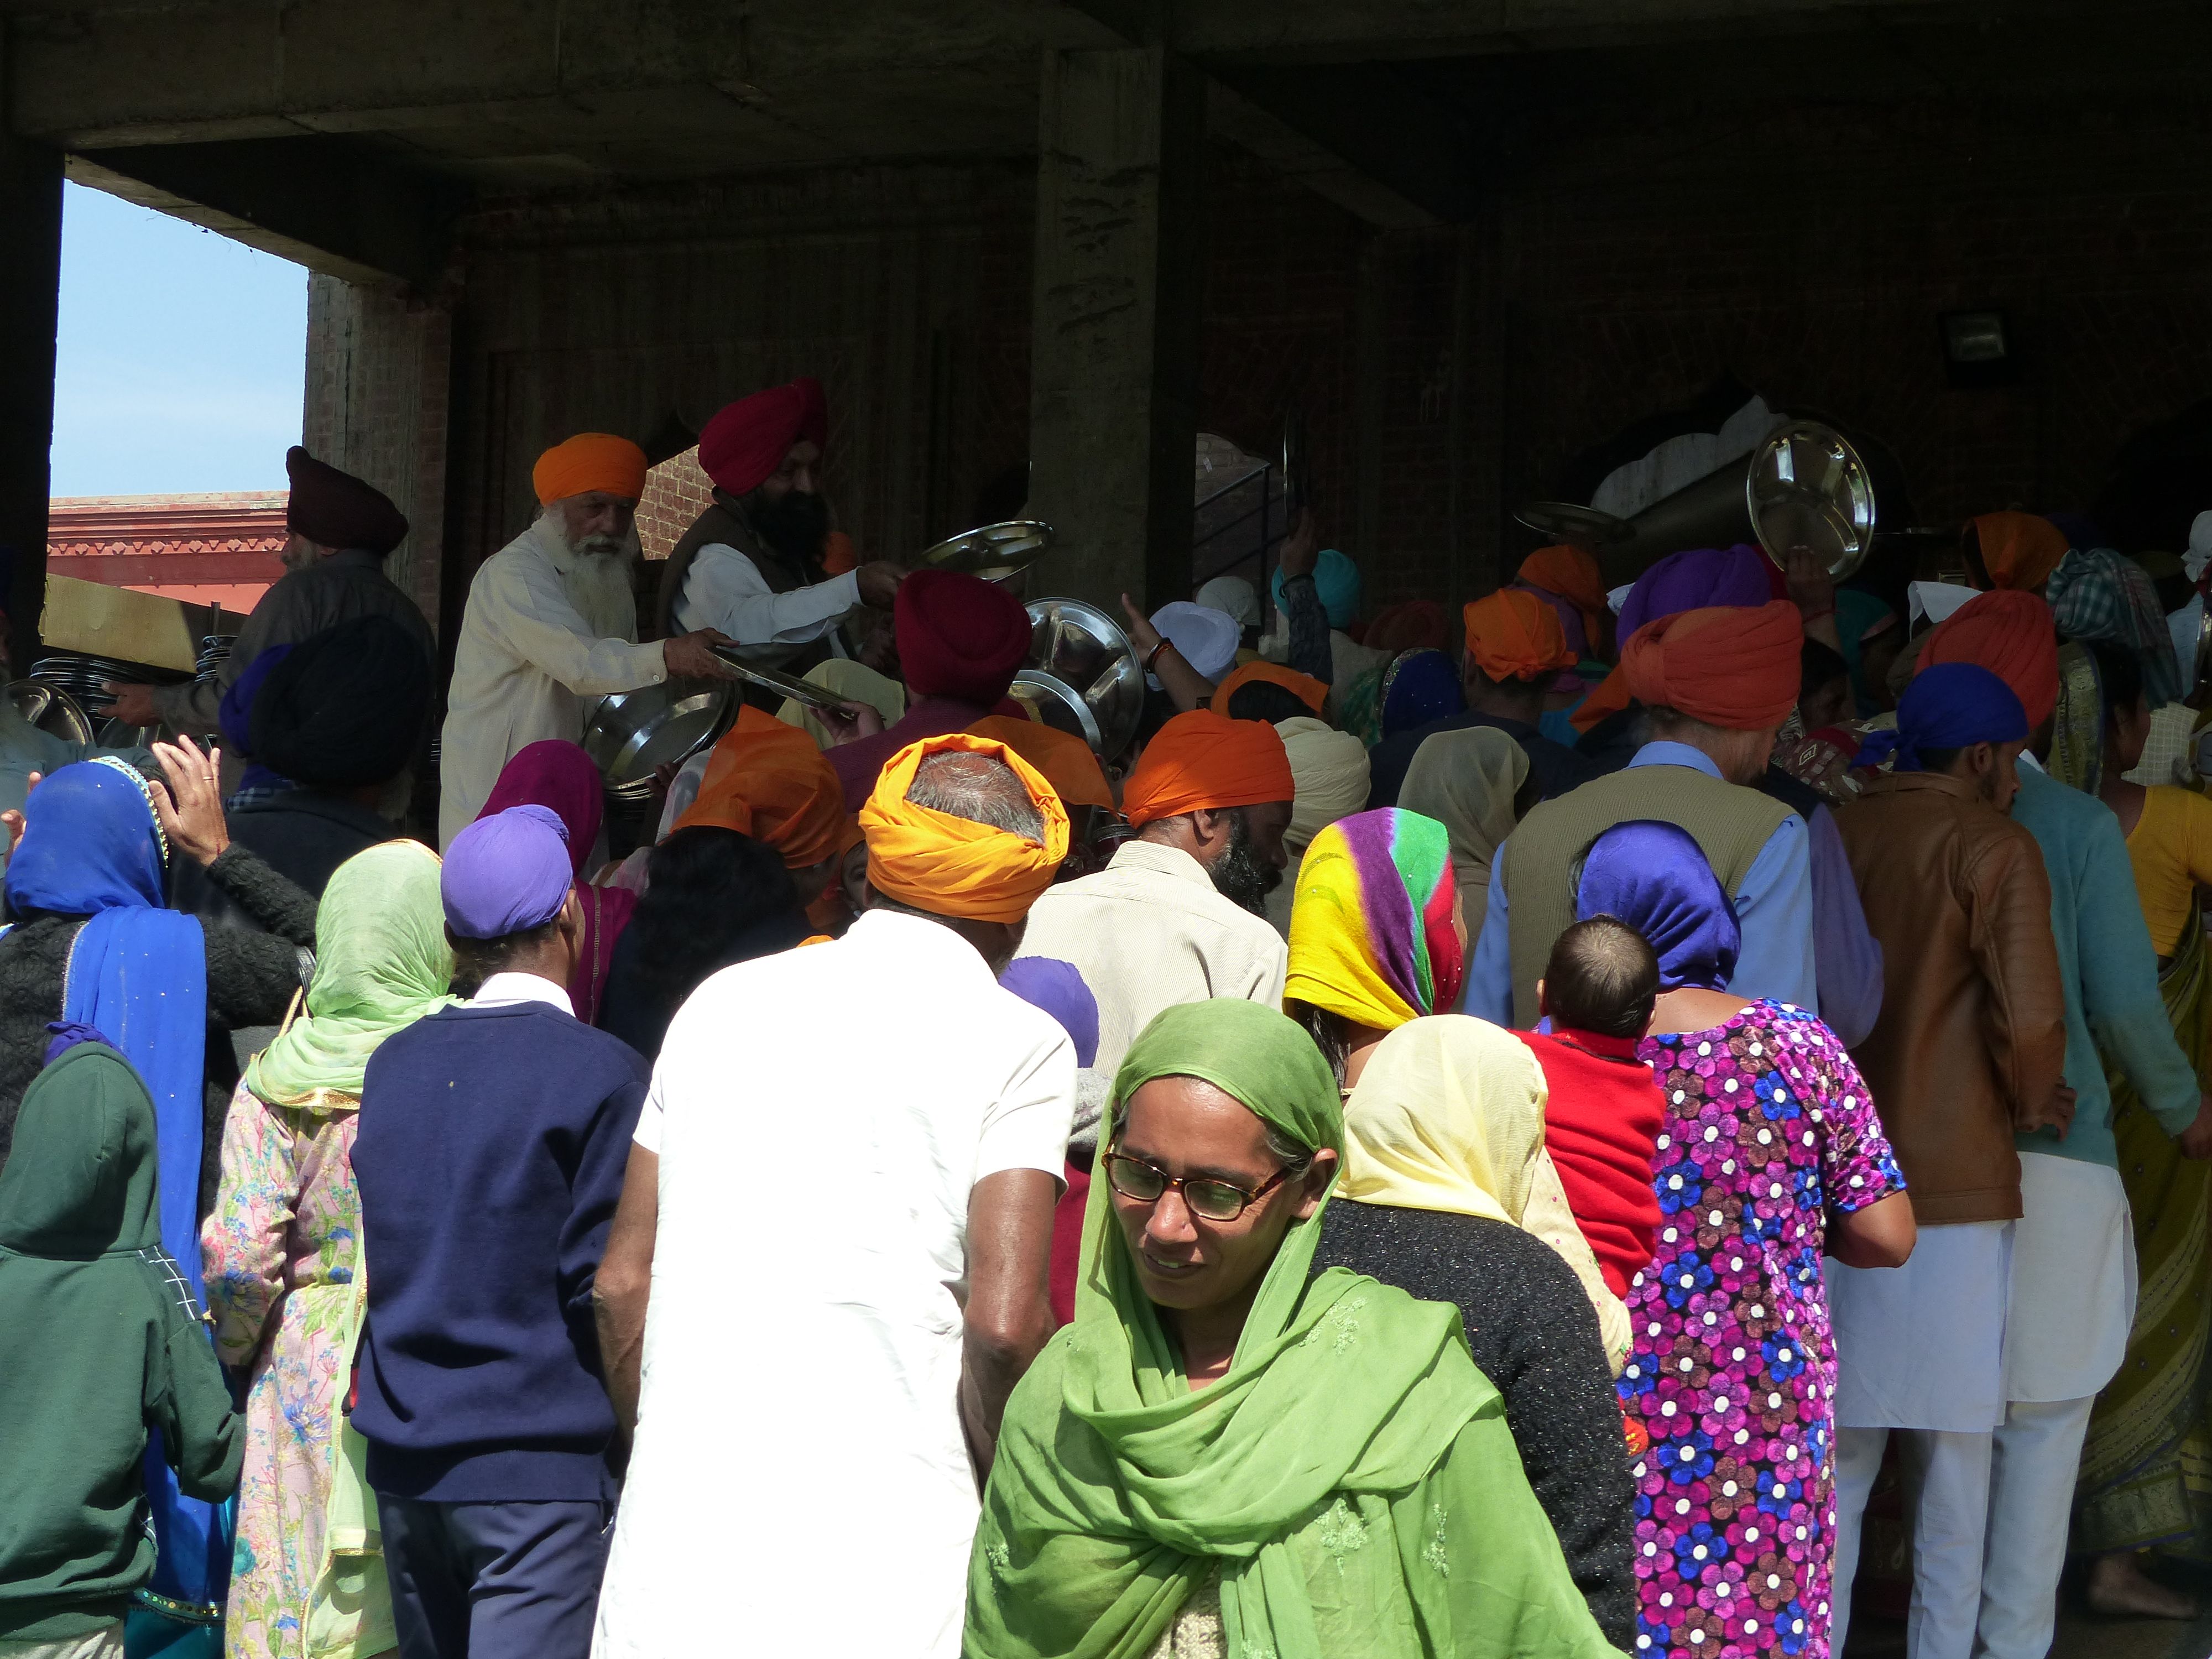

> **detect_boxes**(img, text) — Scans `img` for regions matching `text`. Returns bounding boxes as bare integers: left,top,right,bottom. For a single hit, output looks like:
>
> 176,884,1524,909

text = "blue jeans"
378,1497,613,1659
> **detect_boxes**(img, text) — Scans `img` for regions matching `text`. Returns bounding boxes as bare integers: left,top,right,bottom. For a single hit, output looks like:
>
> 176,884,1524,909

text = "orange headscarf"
674,706,846,867
1918,589,2060,728
532,434,648,505
1969,512,2068,593
1517,545,1610,649
1463,589,1576,684
1211,661,1328,717
859,733,1070,923
966,714,1114,811
1621,601,1803,731
822,530,858,577
1121,709,1295,829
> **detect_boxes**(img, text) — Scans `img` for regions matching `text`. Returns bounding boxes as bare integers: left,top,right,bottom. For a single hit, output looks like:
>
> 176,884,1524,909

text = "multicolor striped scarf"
1285,807,1465,1030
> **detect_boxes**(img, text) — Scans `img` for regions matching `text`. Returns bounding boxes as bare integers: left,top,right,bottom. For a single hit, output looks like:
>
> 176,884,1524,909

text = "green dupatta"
965,998,1616,1659
244,841,456,1107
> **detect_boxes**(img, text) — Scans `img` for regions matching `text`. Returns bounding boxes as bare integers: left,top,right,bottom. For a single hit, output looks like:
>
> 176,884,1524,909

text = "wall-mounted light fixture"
1940,309,2017,389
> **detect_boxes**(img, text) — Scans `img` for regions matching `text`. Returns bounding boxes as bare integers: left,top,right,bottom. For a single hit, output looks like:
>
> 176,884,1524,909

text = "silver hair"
904,752,1045,841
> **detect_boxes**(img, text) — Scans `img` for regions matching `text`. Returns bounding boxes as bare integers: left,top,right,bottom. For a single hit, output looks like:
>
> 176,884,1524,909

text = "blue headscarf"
1855,662,2026,773
1575,820,1741,992
0,759,227,1623
1379,649,1466,739
1272,548,1363,630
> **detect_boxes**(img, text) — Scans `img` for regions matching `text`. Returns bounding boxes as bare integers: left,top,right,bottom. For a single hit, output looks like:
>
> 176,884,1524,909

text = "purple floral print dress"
1619,1001,1903,1659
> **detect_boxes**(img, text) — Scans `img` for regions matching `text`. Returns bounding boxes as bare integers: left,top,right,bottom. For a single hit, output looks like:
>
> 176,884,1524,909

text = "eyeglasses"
1102,1148,1302,1223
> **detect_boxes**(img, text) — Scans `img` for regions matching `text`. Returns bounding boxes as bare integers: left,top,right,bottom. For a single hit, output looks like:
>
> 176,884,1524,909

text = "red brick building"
46,493,286,617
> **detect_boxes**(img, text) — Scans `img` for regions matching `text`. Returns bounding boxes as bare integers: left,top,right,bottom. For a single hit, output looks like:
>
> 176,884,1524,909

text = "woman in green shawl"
966,997,1618,1659
201,841,455,1659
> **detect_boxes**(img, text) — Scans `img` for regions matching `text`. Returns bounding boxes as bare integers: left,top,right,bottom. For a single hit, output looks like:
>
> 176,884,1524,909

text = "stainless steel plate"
707,646,853,713
1025,597,1144,760
1512,502,1634,548
1747,421,1877,582
917,520,1056,586
6,680,95,746
1010,669,1104,754
582,679,736,791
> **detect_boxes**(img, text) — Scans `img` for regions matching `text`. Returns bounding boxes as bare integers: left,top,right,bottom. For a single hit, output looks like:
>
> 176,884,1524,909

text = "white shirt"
469,971,573,1016
438,517,667,847
671,541,860,660
1014,838,1289,1076
594,911,1075,1659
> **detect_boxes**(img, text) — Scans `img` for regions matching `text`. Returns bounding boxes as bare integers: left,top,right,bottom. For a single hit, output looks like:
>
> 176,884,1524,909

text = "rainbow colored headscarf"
1285,807,1465,1031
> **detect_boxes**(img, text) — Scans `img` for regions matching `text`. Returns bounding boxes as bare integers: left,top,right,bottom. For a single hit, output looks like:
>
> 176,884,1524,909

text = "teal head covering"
966,998,1614,1659
1833,588,1897,717
1272,549,1363,630
244,841,456,1107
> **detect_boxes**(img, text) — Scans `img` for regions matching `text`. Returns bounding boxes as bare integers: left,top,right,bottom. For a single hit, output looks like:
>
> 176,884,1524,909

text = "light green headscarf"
244,841,456,1107
966,998,1615,1659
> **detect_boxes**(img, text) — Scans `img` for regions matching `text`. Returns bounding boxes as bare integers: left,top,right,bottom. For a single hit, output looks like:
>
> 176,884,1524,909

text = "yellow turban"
859,732,1070,922
533,433,648,505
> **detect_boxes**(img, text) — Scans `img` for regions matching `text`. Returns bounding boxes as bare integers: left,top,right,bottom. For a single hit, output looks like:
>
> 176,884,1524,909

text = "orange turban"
967,714,1114,810
859,732,1070,923
1621,601,1803,731
1212,661,1328,717
533,434,648,505
1918,589,2060,728
1970,511,2068,593
674,707,846,867
1517,545,1610,648
1121,709,1295,828
1463,589,1576,684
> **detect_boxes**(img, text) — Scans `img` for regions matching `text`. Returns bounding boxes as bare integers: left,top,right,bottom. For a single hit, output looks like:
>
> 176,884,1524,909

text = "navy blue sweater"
352,999,649,1501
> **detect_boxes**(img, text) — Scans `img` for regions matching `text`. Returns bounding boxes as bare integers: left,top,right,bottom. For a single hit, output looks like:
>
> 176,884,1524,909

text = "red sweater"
1521,1028,1666,1297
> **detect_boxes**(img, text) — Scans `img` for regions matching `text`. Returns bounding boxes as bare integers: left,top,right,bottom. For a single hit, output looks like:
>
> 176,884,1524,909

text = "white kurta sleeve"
672,544,862,646
481,549,669,697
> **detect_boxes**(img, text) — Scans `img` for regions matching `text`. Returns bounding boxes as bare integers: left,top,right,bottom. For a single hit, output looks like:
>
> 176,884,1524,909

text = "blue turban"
1575,820,1741,993
442,804,575,940
1271,548,1363,630
998,956,1100,1069
1856,662,2027,773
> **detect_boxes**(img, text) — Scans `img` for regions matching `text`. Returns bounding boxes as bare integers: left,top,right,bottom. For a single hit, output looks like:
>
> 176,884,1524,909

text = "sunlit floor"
1844,1561,2212,1659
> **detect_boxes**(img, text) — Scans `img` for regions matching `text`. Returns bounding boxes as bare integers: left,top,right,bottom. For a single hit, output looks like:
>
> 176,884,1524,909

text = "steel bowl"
916,520,1056,586
6,680,95,746
581,677,736,793
1747,421,1877,582
1024,597,1144,761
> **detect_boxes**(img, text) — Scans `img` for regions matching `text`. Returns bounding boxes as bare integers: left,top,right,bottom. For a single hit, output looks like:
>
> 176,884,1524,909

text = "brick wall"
637,448,713,562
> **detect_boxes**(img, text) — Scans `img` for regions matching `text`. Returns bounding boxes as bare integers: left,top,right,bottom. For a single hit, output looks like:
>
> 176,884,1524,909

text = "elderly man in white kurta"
437,432,738,846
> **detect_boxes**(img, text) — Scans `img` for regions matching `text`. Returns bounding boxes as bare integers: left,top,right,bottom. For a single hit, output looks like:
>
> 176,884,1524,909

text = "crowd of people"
4,378,2212,1659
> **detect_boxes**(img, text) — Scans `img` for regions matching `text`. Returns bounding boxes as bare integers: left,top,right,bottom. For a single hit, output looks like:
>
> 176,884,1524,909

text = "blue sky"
49,181,306,498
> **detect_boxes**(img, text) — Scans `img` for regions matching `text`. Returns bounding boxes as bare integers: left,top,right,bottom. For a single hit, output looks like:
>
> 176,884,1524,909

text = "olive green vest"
1503,763,1793,1026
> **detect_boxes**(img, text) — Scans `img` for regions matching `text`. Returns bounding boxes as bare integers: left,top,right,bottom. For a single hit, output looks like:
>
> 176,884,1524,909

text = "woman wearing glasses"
963,997,1615,1659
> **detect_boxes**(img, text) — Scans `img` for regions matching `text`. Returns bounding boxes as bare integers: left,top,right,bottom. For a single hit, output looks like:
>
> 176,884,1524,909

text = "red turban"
1463,589,1575,684
894,569,1034,705
285,447,408,555
533,434,646,505
1121,709,1295,828
1969,511,2068,593
1918,589,2060,728
1621,601,1803,731
698,378,828,497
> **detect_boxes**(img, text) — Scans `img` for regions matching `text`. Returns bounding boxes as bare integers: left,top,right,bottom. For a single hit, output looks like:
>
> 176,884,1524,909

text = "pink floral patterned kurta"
200,1079,385,1659
1620,1002,1903,1659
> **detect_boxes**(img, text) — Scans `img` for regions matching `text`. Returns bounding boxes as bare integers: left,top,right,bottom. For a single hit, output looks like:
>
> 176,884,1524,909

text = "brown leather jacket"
1833,771,2069,1225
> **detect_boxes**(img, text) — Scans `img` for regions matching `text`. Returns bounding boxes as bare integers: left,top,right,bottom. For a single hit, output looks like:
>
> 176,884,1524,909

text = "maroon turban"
285,446,408,555
894,570,1032,705
697,378,828,497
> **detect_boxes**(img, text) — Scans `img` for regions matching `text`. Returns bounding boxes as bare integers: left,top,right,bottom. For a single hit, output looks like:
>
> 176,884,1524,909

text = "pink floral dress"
1620,1001,1902,1659
199,1079,384,1659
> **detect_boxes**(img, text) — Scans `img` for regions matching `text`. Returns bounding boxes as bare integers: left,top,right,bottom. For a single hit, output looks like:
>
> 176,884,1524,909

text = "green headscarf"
244,841,455,1107
966,998,1614,1659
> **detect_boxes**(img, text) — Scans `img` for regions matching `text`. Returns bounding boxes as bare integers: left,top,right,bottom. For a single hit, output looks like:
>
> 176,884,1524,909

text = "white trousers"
1829,1397,2097,1659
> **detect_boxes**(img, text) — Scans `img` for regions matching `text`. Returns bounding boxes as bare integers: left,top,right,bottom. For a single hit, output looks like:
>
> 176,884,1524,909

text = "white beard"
538,513,639,641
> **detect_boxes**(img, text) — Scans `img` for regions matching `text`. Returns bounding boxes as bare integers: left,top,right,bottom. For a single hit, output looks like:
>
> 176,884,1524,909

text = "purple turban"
998,957,1100,1068
443,804,575,940
1616,545,1777,641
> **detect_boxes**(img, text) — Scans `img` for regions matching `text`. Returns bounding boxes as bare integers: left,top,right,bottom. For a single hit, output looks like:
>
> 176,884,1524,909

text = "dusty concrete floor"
1844,1562,2212,1659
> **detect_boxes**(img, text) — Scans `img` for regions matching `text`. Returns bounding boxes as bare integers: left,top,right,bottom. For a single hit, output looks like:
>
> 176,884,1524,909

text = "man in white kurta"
437,433,735,846
592,735,1076,1659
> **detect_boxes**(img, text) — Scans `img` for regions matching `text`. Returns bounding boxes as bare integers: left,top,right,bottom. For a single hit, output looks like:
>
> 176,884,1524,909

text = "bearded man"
658,377,904,672
438,434,735,846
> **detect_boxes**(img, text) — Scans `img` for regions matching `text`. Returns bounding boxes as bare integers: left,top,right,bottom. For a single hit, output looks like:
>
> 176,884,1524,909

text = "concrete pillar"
301,274,454,641
1026,46,1206,610
0,110,62,676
